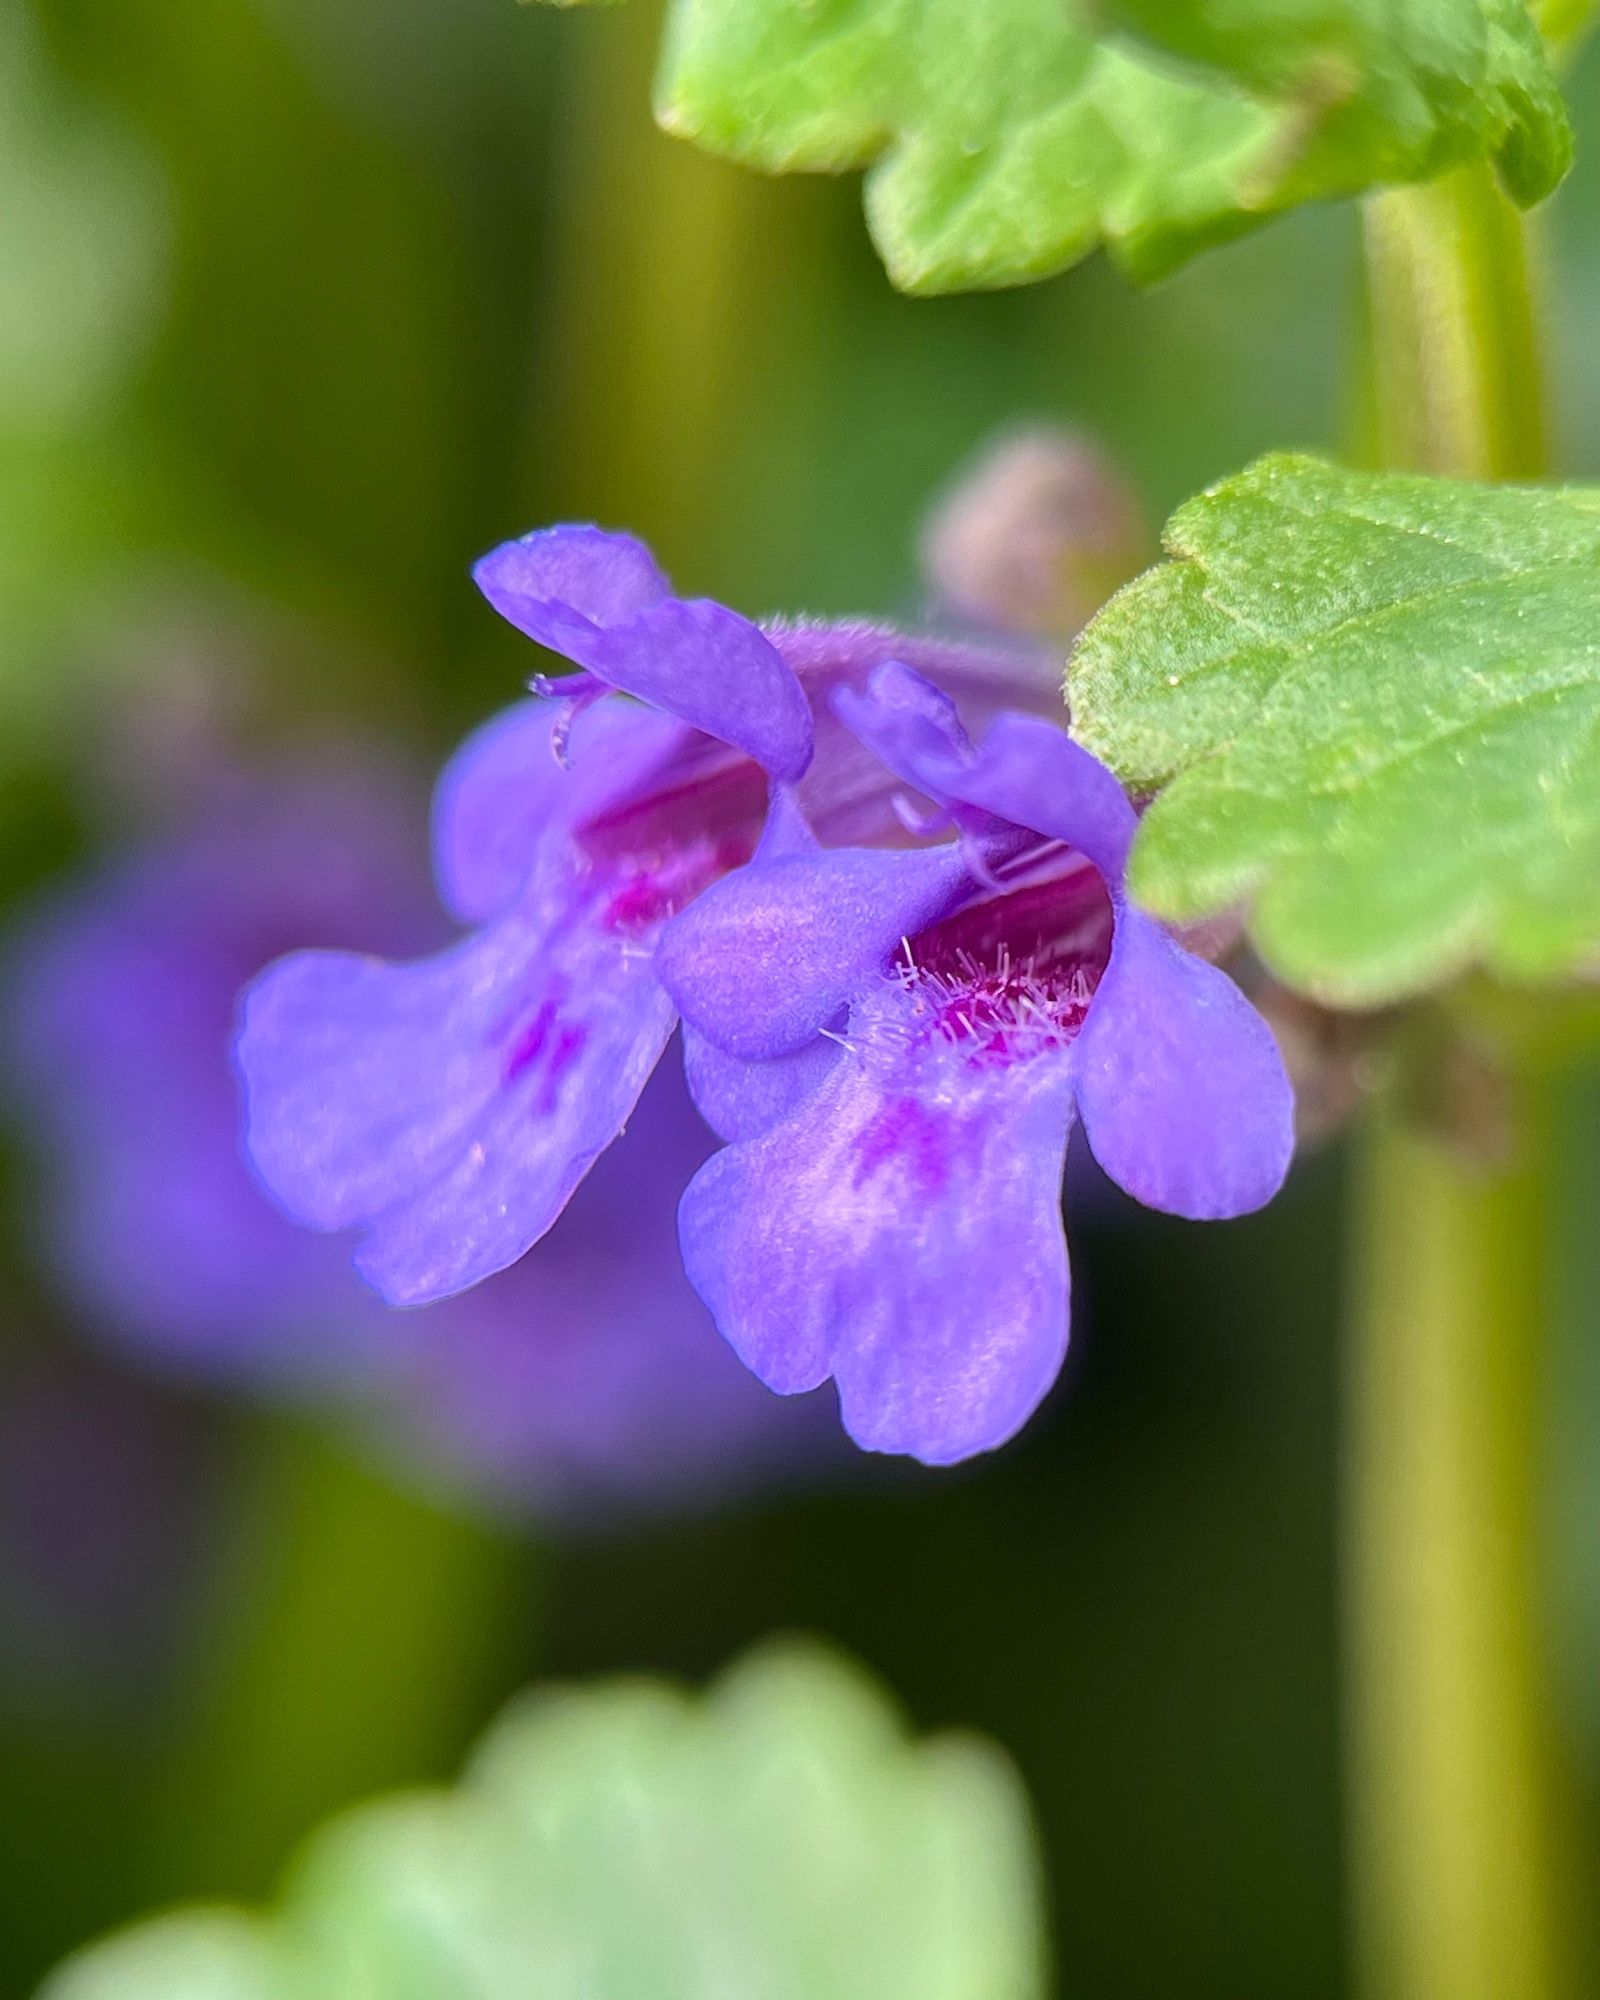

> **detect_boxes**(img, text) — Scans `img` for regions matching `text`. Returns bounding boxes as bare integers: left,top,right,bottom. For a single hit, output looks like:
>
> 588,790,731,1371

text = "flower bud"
920,428,1148,640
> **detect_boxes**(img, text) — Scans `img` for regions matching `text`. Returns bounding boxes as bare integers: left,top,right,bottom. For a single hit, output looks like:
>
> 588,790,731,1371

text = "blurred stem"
1349,168,1572,2000
1362,161,1547,480
1348,1085,1575,2000
533,0,819,581
155,1416,531,1899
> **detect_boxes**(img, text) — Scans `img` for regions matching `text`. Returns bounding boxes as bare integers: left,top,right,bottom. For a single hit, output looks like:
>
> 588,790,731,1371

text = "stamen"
530,673,607,769
891,792,949,838
956,829,1005,892
878,940,1102,1068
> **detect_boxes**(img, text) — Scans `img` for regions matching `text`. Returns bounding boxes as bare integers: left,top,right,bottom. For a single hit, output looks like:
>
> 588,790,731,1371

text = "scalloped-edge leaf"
38,1642,1047,2000
529,0,1570,293
1069,453,1600,1005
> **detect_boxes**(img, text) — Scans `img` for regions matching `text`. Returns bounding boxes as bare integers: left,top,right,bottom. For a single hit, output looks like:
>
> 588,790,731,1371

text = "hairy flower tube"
234,527,1048,1309
5,757,829,1517
657,662,1296,1464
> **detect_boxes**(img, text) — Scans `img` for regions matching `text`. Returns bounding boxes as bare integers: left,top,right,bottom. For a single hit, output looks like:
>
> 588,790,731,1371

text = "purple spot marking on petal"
580,746,771,939
502,998,561,1085
601,875,679,936
536,1022,589,1115
852,1095,950,1196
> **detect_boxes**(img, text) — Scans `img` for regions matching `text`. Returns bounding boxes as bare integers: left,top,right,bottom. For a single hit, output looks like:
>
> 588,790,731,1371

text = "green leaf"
39,1644,1046,2000
32,1915,278,2000
1070,453,1600,1005
1103,0,1571,210
535,0,1570,292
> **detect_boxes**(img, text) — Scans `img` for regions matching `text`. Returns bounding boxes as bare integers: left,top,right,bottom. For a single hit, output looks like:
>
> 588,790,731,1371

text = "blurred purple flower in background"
662,663,1295,1463
9,763,435,1380
3,752,829,1519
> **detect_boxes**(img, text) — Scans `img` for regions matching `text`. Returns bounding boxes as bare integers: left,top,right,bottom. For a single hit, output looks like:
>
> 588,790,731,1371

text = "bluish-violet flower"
234,527,1049,1308
658,663,1296,1466
234,529,811,1306
3,756,829,1518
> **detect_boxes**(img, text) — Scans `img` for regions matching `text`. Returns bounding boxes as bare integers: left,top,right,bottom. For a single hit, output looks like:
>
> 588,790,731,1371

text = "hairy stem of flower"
1349,160,1579,2000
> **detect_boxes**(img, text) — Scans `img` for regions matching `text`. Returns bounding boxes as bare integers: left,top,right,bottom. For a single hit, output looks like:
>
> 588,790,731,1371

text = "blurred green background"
2,2,1598,1994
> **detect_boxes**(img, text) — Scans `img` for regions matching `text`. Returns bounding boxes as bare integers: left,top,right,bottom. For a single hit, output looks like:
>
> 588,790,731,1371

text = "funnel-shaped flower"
660,663,1295,1464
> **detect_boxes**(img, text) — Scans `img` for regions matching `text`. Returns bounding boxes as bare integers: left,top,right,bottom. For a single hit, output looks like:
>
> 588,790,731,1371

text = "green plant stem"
532,0,827,582
1362,161,1548,480
153,1417,532,1901
1349,163,1574,2000
1347,1090,1575,2000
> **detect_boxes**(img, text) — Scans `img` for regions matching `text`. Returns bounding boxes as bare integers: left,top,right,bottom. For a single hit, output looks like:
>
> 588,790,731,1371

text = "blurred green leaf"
34,1915,277,2000
532,0,1568,291
1106,0,1571,208
1070,452,1600,1004
39,1643,1046,2000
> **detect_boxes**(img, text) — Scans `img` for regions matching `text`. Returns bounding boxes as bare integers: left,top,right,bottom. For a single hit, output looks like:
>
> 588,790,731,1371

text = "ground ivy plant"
47,0,1597,1993
516,7,1599,1999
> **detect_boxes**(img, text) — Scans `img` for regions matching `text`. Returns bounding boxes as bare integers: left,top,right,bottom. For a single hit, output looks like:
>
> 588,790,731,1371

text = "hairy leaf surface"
1071,454,1600,1003
534,0,1570,291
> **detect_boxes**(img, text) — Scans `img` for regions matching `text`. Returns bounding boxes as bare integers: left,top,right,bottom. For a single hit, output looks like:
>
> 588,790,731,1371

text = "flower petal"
779,629,1064,846
474,526,812,780
830,656,975,788
384,1055,831,1517
944,711,1137,882
1072,906,1294,1219
236,862,675,1304
589,597,813,782
841,669,1136,881
766,620,1059,718
471,525,671,647
432,695,689,925
656,843,971,1061
679,989,1076,1464
681,1025,840,1141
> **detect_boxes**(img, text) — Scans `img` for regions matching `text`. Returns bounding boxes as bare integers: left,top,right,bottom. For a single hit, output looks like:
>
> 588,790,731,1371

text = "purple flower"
658,662,1296,1465
234,529,809,1306
234,527,1048,1308
4,754,830,1517
215,515,1284,1472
